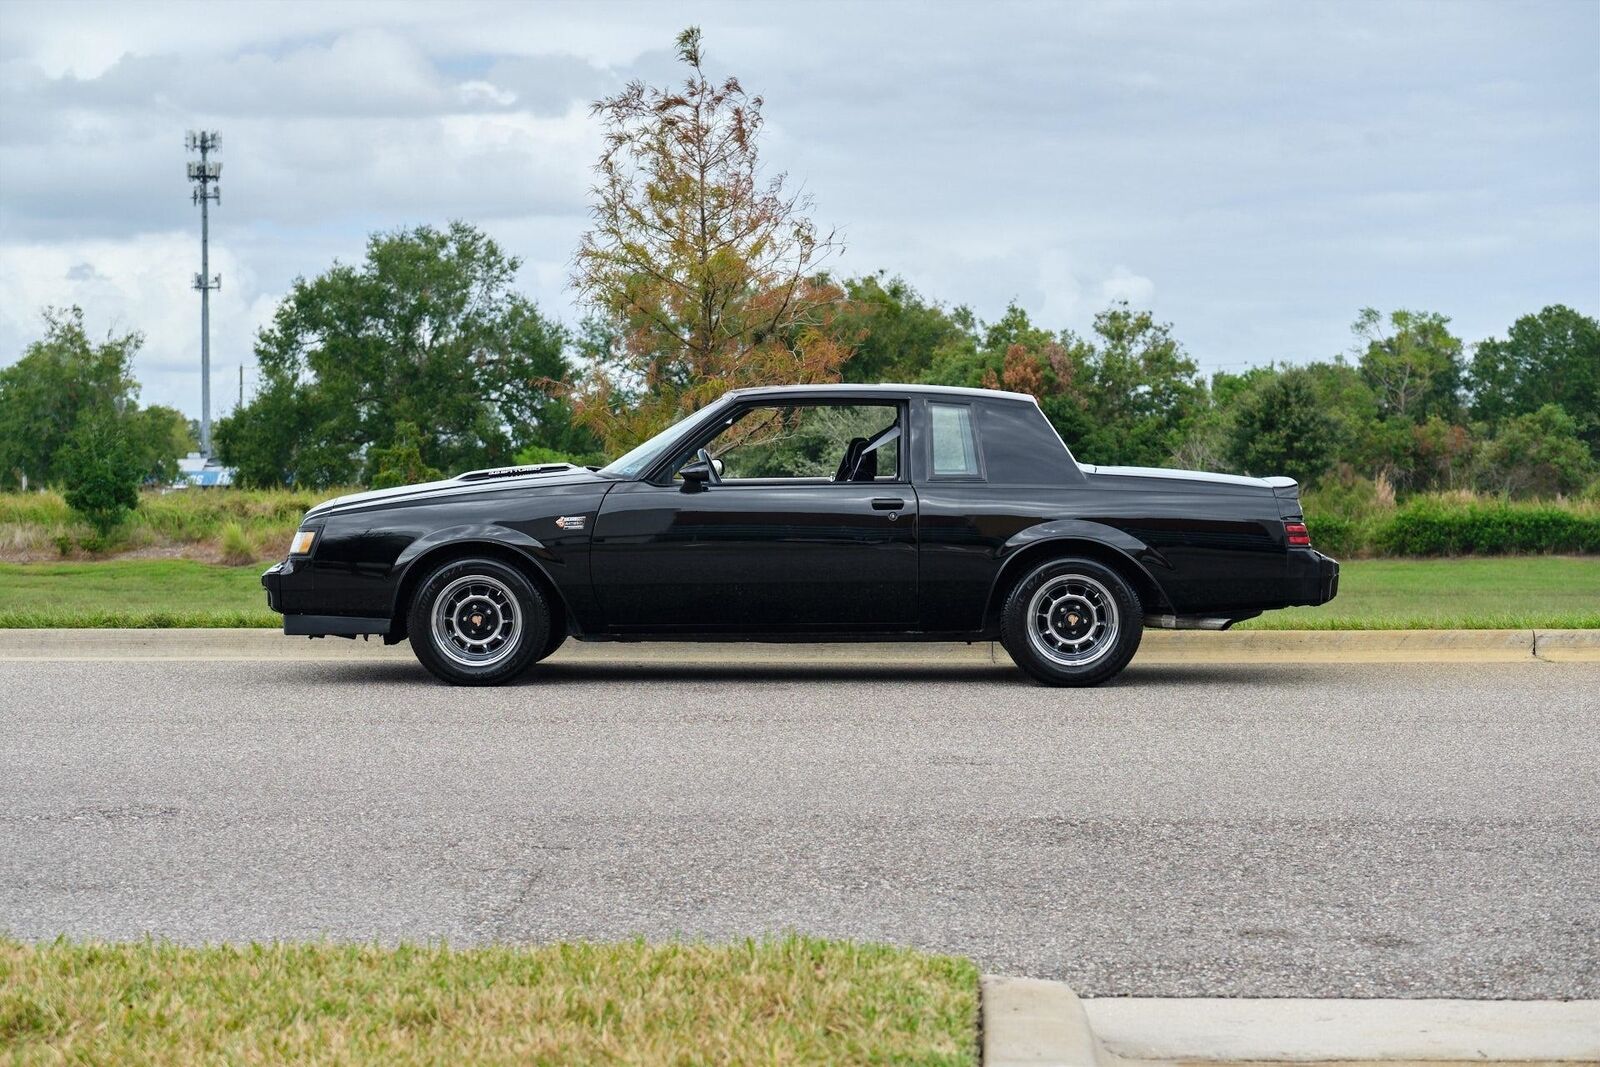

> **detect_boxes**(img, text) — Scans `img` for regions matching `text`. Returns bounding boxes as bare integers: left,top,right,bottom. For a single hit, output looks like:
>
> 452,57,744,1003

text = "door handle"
871,498,906,511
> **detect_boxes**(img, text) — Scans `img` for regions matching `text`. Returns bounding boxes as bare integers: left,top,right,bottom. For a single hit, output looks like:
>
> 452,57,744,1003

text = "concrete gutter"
982,978,1600,1065
0,628,1596,663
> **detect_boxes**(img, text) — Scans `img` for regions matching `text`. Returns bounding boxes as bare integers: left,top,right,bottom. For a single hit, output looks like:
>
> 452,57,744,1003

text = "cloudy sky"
2,0,1596,420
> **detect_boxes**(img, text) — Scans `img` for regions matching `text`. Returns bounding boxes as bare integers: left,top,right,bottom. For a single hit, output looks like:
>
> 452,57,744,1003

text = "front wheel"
533,626,567,664
1000,557,1143,687
407,557,550,686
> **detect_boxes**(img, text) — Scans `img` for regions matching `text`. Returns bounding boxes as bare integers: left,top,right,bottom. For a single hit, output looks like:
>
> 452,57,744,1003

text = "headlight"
288,529,317,555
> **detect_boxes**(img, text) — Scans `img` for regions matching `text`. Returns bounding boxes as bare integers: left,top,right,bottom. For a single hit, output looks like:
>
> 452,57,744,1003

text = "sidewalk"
982,977,1600,1065
0,627,1597,662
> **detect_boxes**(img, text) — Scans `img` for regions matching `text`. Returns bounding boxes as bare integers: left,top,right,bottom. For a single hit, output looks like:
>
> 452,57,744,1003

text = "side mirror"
680,447,722,490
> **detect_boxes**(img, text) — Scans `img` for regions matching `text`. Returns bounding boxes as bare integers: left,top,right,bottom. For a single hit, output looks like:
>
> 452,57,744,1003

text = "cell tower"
186,130,222,456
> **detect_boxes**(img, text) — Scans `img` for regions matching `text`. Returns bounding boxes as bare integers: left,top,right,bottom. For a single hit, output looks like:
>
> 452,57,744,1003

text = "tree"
369,422,444,489
217,222,578,487
1227,367,1339,485
1297,358,1379,473
834,274,977,383
1352,308,1464,422
1470,305,1600,456
1064,304,1205,467
58,408,145,536
1175,364,1278,473
127,405,194,485
572,26,850,453
0,307,144,489
1473,404,1594,498
914,300,1199,467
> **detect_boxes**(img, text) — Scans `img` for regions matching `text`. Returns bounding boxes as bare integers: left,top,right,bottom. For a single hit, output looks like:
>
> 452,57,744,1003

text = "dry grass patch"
0,488,354,562
0,937,978,1066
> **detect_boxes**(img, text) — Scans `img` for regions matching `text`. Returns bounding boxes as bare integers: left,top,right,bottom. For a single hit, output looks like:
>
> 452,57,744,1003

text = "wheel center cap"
1052,598,1094,640
458,601,499,639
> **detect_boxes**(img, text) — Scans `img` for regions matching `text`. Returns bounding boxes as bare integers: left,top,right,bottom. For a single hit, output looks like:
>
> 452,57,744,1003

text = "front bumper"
262,560,389,637
1287,549,1339,606
262,561,285,612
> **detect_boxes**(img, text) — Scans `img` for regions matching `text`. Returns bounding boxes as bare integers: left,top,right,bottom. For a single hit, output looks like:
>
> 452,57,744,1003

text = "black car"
263,384,1338,686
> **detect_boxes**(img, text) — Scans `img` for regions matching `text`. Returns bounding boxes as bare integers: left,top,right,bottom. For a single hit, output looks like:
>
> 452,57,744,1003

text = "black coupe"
263,384,1338,685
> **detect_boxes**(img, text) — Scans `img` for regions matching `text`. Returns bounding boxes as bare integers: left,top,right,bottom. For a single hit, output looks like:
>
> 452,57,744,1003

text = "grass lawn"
0,937,977,1066
1238,555,1600,630
0,560,276,628
0,555,1596,630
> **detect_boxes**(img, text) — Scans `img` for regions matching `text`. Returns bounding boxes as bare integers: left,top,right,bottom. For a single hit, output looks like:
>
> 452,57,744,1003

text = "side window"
678,403,902,482
929,403,980,477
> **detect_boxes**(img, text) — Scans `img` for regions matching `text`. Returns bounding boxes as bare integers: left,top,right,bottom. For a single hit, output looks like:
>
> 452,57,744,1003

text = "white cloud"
458,80,518,108
0,232,270,414
1098,267,1155,310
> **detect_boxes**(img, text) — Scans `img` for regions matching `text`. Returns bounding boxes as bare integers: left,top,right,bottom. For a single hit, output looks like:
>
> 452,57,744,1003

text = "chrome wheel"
430,574,521,668
1026,573,1119,668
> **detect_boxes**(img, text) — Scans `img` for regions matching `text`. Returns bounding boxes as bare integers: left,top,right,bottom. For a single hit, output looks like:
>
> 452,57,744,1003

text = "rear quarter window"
930,403,981,477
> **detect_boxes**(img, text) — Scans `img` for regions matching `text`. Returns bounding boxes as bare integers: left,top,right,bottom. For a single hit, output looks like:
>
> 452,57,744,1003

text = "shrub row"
5,488,1598,560
1307,498,1600,557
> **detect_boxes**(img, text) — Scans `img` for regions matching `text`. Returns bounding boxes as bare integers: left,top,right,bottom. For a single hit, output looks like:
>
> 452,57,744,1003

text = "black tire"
406,557,550,686
533,624,567,664
1000,556,1143,687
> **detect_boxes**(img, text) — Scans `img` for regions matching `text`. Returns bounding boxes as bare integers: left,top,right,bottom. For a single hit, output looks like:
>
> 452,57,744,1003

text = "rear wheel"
407,557,549,686
1000,556,1143,686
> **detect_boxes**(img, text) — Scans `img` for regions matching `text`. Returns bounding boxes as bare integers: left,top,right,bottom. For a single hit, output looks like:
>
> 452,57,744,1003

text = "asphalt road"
2,654,1597,997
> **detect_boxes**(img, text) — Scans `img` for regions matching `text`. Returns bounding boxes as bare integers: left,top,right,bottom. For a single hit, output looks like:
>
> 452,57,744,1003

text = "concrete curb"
1534,628,1600,662
0,627,1597,664
982,976,1105,1067
1138,628,1542,663
982,977,1600,1064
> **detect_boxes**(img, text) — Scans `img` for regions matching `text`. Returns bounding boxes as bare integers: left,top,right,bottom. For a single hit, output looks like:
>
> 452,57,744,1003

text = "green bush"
1374,498,1600,556
58,411,144,536
1304,513,1368,558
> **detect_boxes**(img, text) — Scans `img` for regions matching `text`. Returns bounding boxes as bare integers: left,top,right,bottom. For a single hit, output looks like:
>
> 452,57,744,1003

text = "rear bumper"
1287,549,1339,606
262,561,389,637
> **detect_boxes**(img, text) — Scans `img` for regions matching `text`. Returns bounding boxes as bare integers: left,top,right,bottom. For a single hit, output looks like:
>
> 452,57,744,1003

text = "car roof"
723,383,1038,404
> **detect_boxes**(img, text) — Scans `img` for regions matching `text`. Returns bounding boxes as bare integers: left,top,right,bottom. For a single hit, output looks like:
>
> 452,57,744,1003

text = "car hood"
1079,463,1297,493
303,464,609,520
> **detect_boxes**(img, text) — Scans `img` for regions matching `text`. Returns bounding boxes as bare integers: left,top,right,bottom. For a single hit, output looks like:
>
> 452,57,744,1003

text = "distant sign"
175,452,235,489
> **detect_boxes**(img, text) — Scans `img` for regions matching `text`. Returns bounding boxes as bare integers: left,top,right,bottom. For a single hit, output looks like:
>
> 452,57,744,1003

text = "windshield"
597,400,730,480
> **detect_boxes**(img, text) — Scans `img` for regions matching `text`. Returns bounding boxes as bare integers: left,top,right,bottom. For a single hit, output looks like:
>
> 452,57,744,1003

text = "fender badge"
555,515,587,530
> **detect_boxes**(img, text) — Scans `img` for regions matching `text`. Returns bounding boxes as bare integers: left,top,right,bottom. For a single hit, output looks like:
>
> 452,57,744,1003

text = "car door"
589,400,919,632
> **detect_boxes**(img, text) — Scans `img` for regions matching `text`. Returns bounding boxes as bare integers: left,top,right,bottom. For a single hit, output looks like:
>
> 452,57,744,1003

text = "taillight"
1285,521,1311,547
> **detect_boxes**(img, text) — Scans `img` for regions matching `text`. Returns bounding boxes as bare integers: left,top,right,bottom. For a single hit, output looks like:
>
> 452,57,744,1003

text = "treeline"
3,228,1596,512
832,275,1598,501
197,224,1599,502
